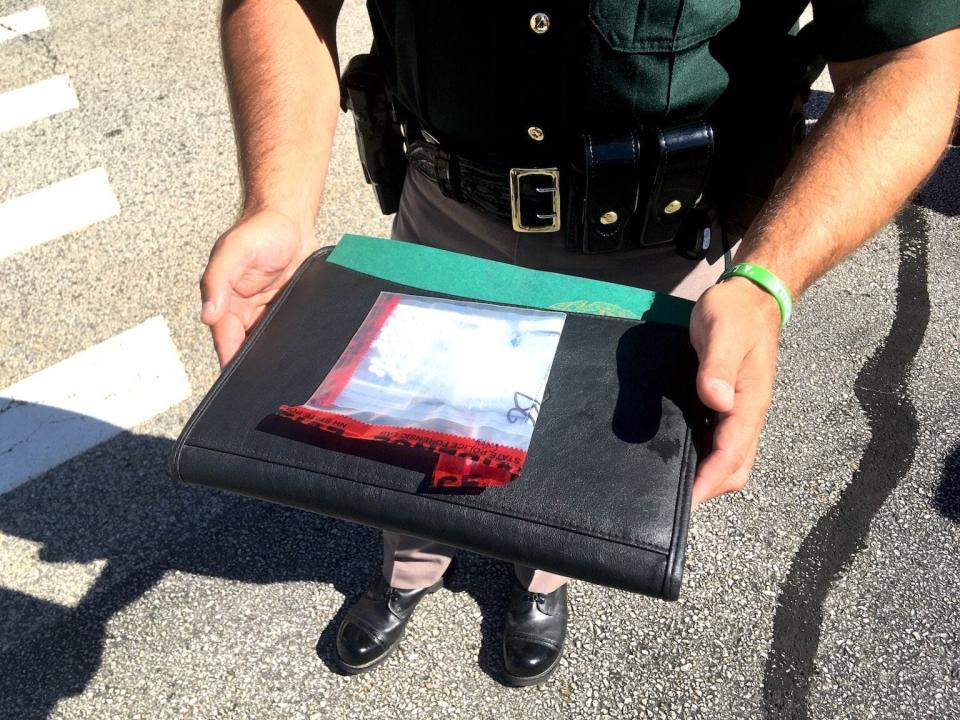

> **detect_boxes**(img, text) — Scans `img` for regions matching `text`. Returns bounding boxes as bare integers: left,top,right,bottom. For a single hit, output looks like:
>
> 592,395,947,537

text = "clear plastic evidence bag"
279,292,566,488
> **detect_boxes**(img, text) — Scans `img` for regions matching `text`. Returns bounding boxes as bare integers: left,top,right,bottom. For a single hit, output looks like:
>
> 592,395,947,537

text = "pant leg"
514,565,570,594
382,531,457,590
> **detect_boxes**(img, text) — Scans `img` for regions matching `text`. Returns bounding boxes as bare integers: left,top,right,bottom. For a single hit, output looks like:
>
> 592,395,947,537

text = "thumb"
200,239,247,326
693,320,746,413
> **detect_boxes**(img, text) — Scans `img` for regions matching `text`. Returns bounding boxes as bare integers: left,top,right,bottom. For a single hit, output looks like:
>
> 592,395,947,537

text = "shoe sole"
334,579,443,675
502,648,563,687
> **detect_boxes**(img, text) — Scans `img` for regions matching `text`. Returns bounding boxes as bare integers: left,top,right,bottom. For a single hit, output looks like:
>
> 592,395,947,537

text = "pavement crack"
761,204,930,720
1,423,44,456
0,22,66,74
0,398,27,415
0,412,82,455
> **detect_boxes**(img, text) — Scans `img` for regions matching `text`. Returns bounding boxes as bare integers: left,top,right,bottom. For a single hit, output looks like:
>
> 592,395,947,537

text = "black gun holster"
340,54,407,215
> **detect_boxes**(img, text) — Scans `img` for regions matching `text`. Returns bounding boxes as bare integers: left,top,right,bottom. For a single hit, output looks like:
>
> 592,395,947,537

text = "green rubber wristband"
717,262,793,329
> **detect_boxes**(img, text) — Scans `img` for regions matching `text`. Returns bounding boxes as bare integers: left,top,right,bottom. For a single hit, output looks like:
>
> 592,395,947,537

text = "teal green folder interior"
328,234,693,327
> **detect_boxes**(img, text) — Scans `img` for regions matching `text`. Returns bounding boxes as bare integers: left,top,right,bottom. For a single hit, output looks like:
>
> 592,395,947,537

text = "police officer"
201,0,960,686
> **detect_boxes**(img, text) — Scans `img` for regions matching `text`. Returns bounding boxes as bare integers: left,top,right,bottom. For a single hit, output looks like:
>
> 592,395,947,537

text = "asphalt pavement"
1,2,958,719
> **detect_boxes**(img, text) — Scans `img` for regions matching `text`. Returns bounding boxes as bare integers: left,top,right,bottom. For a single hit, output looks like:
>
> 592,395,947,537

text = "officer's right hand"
200,208,315,368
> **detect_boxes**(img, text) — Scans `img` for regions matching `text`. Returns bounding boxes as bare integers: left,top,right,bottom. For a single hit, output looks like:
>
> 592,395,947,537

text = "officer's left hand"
688,277,781,509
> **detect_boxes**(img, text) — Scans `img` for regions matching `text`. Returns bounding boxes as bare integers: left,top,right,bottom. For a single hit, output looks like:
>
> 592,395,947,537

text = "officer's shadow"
3,323,696,717
0,403,522,719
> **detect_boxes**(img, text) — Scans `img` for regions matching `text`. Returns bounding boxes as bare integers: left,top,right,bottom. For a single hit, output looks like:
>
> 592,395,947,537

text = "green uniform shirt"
368,0,958,194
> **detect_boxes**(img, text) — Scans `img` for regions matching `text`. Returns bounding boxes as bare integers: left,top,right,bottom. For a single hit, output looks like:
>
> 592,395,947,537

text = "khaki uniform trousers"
383,167,740,593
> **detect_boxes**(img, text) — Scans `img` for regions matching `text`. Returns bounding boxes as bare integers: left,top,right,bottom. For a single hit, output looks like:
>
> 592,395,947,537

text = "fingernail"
709,379,734,404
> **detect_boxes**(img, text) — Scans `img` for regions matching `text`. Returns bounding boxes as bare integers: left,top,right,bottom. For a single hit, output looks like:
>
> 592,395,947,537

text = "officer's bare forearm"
737,29,960,299
221,0,342,231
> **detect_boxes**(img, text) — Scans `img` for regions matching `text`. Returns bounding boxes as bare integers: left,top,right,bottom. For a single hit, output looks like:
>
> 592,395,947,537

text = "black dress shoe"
336,575,442,674
502,578,568,686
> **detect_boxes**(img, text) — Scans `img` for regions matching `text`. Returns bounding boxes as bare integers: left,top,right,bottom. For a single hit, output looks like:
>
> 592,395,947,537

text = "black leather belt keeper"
567,120,715,254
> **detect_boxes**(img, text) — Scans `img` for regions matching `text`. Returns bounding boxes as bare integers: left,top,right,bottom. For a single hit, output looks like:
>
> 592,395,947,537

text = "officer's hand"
200,208,315,368
688,277,781,509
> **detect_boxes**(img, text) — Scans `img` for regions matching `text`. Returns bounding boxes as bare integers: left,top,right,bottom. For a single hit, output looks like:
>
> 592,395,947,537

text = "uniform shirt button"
528,126,545,141
530,13,550,34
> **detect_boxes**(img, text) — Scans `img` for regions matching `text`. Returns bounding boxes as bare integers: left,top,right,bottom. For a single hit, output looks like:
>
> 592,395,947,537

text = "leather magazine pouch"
567,121,714,253
567,130,647,254
640,120,714,247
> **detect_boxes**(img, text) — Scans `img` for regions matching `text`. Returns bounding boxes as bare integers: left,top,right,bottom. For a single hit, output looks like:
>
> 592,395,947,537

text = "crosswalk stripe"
0,6,50,43
0,167,120,261
0,316,191,494
0,74,79,133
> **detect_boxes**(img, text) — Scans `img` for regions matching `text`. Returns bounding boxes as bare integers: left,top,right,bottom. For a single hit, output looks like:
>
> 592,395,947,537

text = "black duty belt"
406,121,716,256
407,140,562,233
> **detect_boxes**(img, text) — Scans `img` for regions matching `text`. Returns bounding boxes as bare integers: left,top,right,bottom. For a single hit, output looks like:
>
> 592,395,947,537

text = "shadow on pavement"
914,148,960,217
762,204,931,719
0,406,511,717
933,443,960,523
441,554,514,685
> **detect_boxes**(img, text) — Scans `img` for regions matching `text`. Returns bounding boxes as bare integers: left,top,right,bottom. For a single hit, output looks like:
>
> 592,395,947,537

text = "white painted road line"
0,167,120,260
0,74,79,133
0,6,50,43
0,316,191,493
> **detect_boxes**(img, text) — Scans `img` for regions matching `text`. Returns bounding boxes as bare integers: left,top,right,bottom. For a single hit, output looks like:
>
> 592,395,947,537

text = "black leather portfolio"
171,235,704,599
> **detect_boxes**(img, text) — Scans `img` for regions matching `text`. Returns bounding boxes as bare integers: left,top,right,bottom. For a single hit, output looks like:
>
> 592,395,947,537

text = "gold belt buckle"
509,168,561,233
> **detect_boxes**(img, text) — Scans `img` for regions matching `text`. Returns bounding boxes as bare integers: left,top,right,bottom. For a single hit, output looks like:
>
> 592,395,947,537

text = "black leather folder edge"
171,237,703,599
